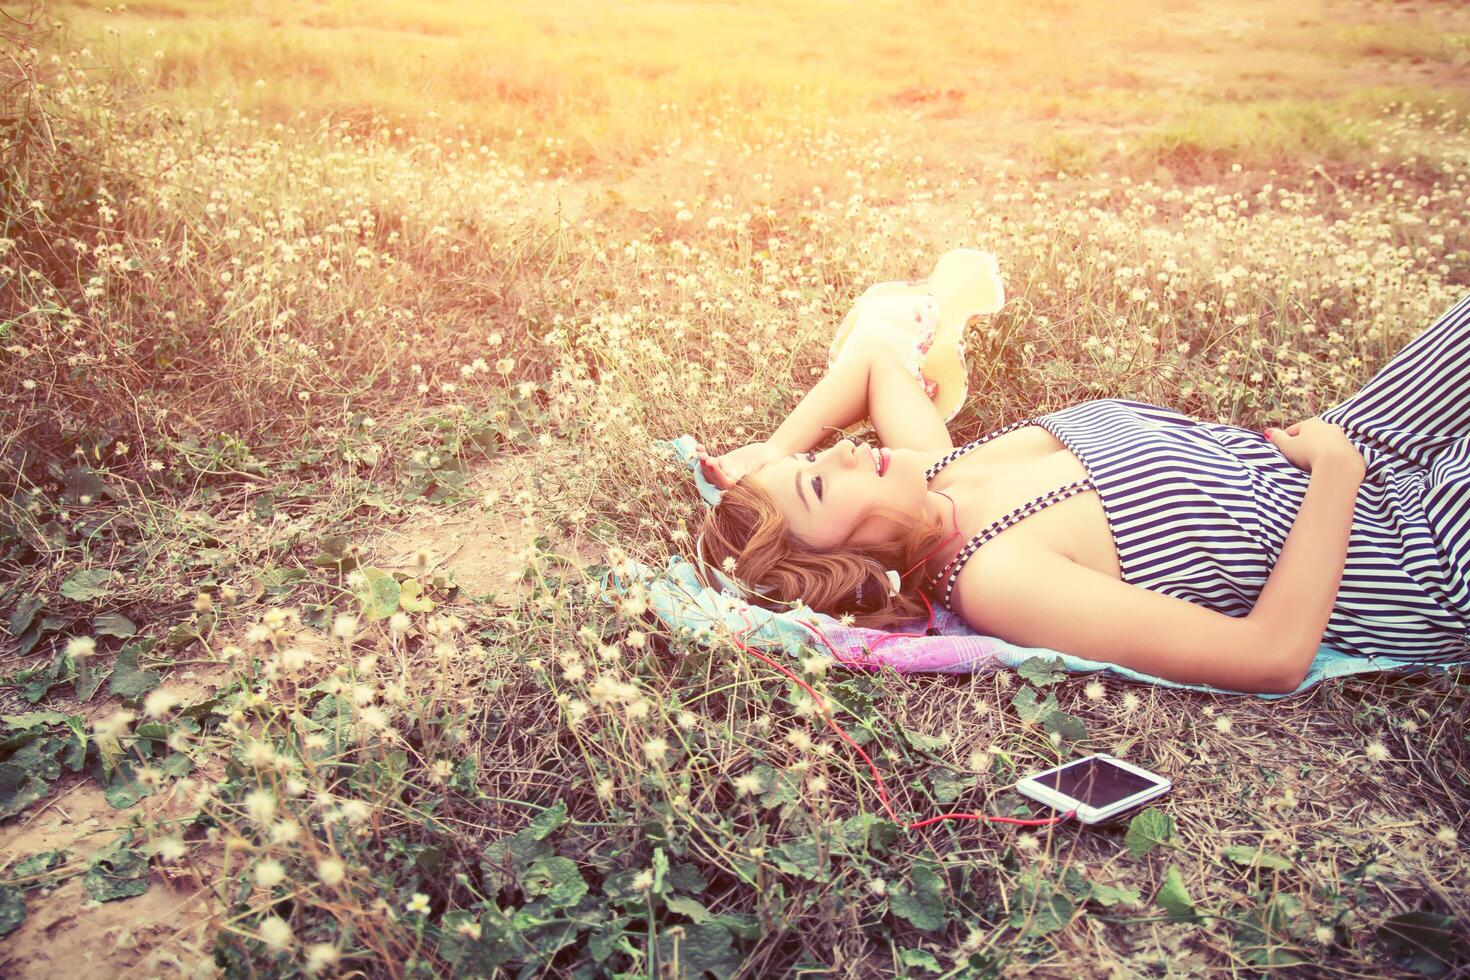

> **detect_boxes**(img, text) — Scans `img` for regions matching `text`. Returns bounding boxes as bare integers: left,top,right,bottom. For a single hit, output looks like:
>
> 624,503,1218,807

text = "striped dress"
923,292,1470,665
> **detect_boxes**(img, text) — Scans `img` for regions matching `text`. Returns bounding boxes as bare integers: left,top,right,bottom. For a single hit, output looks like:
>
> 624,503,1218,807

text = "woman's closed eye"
804,451,823,501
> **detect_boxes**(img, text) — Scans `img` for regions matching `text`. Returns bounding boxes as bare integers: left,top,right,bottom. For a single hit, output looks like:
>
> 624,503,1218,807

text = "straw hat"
828,248,1005,438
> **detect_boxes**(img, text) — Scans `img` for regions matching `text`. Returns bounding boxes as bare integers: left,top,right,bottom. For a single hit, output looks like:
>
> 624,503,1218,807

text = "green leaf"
259,567,307,593
752,765,801,811
1042,711,1088,743
518,856,587,908
479,820,556,895
13,626,41,658
651,845,669,895
526,799,568,840
898,947,945,973
437,911,515,974
898,727,948,753
8,596,41,638
59,569,114,602
0,887,23,938
836,813,899,856
60,718,87,773
305,695,354,758
1088,881,1143,908
1016,656,1067,686
108,643,161,702
300,603,331,630
1011,686,1060,724
7,849,65,885
160,752,193,780
398,578,435,613
666,862,708,894
94,733,125,785
311,535,353,567
1,712,68,730
74,657,108,703
1008,867,1076,937
1154,864,1195,921
1377,910,1458,974
665,894,712,924
586,916,628,965
1221,844,1293,872
928,767,975,805
92,613,136,638
768,837,824,881
1235,893,1311,966
654,922,742,979
82,836,150,902
63,466,112,504
708,911,761,941
1060,865,1093,901
163,622,197,650
889,864,947,932
1124,807,1174,857
355,567,401,621
22,653,75,704
104,775,149,810
0,735,65,820
0,765,55,820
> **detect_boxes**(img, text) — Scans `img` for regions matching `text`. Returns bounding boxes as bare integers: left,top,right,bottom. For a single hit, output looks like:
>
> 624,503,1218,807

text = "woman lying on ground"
693,293,1470,695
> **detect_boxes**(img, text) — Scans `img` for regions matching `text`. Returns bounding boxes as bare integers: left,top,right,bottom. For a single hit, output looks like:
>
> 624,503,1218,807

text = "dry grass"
0,0,1468,976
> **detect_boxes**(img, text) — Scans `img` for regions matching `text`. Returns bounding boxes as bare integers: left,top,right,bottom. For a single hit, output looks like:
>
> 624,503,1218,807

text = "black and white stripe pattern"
924,290,1470,666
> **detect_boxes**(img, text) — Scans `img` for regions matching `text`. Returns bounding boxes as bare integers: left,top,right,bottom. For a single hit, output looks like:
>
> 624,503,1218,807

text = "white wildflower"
316,857,346,886
153,837,187,862
733,772,764,796
142,688,181,719
244,789,277,825
304,944,340,975
254,859,287,889
258,915,293,952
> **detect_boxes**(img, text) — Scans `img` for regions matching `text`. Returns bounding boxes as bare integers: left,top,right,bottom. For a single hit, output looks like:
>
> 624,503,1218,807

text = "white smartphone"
1013,752,1172,825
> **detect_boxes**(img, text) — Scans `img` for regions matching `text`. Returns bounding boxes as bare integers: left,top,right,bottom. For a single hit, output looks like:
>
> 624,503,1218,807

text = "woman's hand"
1264,418,1366,482
694,440,784,491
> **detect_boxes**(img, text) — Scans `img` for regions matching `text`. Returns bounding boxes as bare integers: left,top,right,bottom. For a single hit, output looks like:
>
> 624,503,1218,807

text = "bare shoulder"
942,540,1044,631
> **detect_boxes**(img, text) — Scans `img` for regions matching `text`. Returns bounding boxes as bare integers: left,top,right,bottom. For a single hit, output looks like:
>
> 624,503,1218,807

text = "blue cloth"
666,434,725,506
599,551,1460,700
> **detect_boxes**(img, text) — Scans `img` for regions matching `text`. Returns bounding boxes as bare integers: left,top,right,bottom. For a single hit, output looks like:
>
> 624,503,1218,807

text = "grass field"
2,0,1470,975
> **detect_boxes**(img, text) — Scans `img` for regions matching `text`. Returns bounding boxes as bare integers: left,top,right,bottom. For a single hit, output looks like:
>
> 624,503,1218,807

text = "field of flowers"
2,0,1469,976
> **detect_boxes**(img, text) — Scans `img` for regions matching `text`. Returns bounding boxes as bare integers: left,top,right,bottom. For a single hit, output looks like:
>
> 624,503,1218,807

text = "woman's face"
748,438,926,550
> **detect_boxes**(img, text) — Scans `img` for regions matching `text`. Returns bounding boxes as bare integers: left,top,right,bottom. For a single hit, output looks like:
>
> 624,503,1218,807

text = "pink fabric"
801,606,1015,675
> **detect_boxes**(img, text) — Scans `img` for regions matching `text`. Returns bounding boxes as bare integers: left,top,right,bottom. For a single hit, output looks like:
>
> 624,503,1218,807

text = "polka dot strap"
927,477,1096,609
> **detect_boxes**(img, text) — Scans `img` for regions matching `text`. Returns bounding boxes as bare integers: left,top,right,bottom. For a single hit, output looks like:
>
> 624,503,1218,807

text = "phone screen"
1035,757,1159,807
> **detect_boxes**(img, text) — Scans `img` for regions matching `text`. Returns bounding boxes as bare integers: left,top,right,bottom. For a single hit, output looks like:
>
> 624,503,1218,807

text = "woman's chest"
927,424,1123,581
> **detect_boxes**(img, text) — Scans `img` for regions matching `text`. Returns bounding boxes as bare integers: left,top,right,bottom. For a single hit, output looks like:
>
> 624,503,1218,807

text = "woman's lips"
871,445,888,476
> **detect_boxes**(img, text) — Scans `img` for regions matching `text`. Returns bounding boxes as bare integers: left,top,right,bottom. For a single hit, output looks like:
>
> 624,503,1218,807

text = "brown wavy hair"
694,475,952,630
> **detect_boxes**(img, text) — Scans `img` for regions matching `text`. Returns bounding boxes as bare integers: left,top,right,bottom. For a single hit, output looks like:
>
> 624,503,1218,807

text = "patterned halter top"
922,418,1096,611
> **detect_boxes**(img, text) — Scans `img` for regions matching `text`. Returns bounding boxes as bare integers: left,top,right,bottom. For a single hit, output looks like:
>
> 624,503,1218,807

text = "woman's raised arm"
764,347,880,455
699,349,879,489
699,346,953,487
